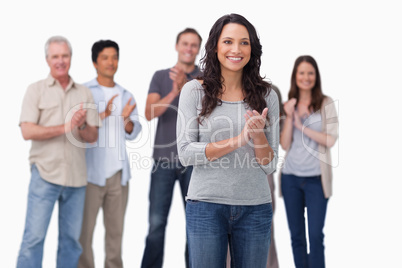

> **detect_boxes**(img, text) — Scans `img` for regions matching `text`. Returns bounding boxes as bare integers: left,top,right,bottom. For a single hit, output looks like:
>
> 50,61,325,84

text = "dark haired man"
78,39,142,268
141,28,202,268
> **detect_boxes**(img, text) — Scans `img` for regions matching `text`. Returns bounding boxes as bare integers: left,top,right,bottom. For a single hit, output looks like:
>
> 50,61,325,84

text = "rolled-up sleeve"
176,82,209,166
258,90,280,175
323,97,339,140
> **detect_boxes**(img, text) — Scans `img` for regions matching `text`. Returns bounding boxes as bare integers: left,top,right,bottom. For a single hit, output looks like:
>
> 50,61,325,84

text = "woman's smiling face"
296,61,317,93
217,23,251,75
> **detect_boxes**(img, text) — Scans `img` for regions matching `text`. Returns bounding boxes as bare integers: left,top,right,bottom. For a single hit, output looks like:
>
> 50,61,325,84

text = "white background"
1,0,401,267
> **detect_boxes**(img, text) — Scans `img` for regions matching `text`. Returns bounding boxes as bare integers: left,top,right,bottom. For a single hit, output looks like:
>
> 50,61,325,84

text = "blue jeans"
17,164,86,268
281,174,328,268
186,200,272,268
141,161,192,268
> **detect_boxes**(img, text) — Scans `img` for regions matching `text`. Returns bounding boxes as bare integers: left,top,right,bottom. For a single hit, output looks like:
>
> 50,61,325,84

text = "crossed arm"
20,106,98,143
205,108,274,166
280,98,336,151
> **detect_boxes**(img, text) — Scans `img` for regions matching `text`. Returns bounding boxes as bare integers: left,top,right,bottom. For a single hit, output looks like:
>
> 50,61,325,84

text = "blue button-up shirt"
84,78,142,186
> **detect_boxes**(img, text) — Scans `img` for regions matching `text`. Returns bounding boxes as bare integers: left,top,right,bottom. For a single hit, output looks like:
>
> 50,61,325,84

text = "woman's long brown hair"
197,13,272,124
288,55,325,112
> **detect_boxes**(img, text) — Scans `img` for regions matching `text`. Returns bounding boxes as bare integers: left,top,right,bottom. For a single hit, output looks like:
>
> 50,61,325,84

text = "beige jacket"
278,96,339,198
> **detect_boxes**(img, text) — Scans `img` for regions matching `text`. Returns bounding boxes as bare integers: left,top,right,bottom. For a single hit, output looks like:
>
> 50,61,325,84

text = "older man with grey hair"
16,36,100,268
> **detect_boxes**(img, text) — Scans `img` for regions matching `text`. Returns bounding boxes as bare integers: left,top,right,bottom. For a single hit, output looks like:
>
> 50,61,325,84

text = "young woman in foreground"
177,13,279,268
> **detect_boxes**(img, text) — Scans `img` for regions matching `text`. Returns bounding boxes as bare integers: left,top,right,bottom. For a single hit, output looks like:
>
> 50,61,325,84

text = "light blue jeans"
186,200,272,268
17,164,86,268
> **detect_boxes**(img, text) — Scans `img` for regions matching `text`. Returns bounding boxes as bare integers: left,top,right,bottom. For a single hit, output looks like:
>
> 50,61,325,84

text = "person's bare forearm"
280,116,293,151
204,131,250,161
124,120,134,134
20,122,66,141
300,126,336,148
145,92,177,120
252,134,274,165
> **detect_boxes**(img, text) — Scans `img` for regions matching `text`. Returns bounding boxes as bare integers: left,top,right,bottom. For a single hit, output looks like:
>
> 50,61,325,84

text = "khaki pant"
78,171,129,268
226,173,279,268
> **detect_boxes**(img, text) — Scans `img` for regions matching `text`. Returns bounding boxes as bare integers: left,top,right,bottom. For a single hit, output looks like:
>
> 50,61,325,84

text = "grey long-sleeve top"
177,80,280,205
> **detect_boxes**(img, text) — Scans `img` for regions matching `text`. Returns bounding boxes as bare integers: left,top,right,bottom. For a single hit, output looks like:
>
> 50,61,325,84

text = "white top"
282,110,322,176
101,85,124,179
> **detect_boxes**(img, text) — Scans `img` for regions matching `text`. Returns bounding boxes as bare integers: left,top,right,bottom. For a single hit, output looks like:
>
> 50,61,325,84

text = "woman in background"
280,55,338,268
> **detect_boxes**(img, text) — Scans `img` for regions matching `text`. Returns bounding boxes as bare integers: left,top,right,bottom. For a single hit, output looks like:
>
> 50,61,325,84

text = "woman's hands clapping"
240,108,268,146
